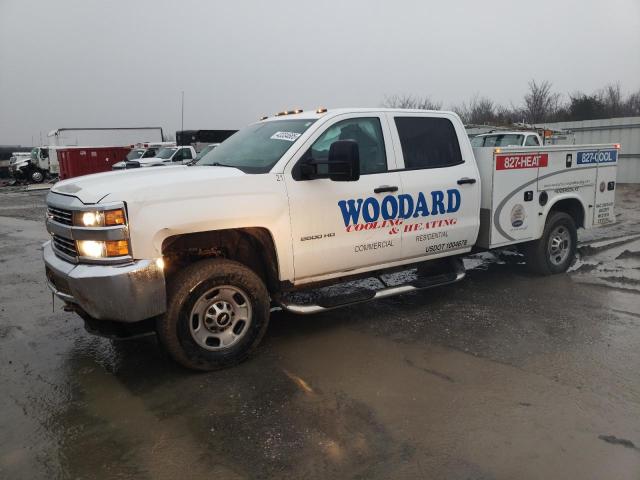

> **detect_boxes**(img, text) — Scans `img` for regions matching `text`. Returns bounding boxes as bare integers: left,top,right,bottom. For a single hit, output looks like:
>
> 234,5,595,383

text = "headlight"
74,208,126,227
77,239,130,258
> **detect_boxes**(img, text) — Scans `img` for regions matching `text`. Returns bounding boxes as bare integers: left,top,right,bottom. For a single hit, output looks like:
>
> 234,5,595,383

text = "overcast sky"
1,0,639,145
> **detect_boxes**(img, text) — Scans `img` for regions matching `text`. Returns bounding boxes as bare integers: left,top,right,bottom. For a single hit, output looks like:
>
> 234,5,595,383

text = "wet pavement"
1,185,639,479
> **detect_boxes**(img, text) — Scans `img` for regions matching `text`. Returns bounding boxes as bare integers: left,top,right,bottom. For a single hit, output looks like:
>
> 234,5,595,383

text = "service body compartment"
577,149,618,225
474,144,618,249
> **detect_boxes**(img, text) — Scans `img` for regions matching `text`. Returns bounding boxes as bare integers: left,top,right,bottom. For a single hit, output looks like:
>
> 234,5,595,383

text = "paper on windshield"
270,131,301,142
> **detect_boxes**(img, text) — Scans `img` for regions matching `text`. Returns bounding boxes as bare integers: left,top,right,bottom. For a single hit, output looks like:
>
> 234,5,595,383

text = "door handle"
374,185,398,194
457,177,477,185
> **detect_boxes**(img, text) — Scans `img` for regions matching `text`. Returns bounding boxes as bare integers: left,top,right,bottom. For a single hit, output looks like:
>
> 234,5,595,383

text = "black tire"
156,258,270,371
524,212,577,275
30,169,45,183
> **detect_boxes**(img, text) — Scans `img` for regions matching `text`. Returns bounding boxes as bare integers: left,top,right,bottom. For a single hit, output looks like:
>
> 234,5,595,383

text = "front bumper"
43,241,166,322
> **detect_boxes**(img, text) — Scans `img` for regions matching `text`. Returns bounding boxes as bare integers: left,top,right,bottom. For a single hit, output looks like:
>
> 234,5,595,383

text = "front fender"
125,176,294,282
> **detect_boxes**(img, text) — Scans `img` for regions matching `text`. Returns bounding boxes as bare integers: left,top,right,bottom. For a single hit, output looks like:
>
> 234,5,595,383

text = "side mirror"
328,140,360,182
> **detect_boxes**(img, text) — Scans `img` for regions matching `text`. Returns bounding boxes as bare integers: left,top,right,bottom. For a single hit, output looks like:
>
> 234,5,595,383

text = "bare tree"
523,80,561,123
495,103,523,125
382,94,441,110
453,94,497,125
625,89,640,116
385,81,636,126
599,83,624,117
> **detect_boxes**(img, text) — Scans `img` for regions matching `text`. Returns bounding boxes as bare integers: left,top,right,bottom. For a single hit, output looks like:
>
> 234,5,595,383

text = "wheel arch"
161,227,281,293
544,195,587,231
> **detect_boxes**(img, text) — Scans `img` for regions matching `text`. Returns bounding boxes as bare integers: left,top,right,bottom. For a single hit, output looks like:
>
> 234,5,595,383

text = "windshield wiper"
207,162,235,168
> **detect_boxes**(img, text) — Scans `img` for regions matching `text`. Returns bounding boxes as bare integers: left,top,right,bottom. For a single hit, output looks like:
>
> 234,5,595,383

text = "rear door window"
394,117,463,169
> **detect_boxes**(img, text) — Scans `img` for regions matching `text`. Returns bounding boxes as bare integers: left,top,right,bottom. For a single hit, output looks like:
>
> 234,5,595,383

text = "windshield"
195,144,218,161
197,119,316,173
126,149,146,160
471,134,524,147
142,148,158,158
156,147,177,159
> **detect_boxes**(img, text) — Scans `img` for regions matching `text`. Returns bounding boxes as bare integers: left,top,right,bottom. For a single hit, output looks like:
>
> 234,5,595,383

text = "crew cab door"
387,113,480,261
285,114,402,282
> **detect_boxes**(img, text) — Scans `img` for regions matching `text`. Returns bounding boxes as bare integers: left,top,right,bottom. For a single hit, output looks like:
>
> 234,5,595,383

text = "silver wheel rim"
189,285,252,351
32,171,43,182
548,225,571,266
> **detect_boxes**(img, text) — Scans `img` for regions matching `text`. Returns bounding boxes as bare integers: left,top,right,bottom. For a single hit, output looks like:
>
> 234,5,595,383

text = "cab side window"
525,135,540,146
394,117,463,169
173,148,191,162
304,117,387,175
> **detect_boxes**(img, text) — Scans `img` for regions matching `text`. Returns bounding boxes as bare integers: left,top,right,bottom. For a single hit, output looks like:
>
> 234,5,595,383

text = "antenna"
181,91,184,132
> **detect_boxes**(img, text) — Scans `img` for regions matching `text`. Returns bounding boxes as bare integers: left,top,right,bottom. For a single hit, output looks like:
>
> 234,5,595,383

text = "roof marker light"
260,116,268,120
316,107,327,114
495,148,502,154
614,143,621,149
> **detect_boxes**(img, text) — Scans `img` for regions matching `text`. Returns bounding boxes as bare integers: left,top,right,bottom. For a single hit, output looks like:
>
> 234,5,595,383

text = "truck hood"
52,165,245,204
137,157,164,165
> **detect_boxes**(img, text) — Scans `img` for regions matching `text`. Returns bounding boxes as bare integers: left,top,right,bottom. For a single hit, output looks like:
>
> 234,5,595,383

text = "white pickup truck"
43,108,619,370
112,145,197,170
470,131,543,147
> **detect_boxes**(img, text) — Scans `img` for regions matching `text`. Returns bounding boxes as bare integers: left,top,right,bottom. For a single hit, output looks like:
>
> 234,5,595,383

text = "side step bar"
279,260,466,315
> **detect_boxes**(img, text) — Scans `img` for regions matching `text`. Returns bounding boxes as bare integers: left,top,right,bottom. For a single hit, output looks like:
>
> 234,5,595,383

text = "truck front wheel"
157,258,270,371
30,169,45,183
524,211,577,275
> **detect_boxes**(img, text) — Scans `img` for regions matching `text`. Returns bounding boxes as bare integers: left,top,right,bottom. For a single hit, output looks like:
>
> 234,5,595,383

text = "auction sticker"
271,131,301,142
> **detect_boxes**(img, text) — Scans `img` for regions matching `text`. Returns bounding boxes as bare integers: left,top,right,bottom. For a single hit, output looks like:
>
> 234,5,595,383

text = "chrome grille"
48,206,73,226
52,235,78,258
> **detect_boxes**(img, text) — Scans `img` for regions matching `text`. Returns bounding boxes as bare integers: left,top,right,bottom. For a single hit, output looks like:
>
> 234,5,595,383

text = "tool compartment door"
579,148,618,226
537,149,597,230
490,151,544,245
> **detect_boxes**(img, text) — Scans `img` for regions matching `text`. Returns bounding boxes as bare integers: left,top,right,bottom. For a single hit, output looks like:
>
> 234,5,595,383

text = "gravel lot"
1,185,639,480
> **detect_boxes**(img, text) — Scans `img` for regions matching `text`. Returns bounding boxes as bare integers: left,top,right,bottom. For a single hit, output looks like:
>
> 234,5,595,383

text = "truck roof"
47,127,164,137
260,108,460,122
474,131,539,137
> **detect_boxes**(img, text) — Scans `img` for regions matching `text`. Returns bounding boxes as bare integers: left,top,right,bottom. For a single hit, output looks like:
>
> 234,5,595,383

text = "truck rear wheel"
524,212,577,275
157,258,270,371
